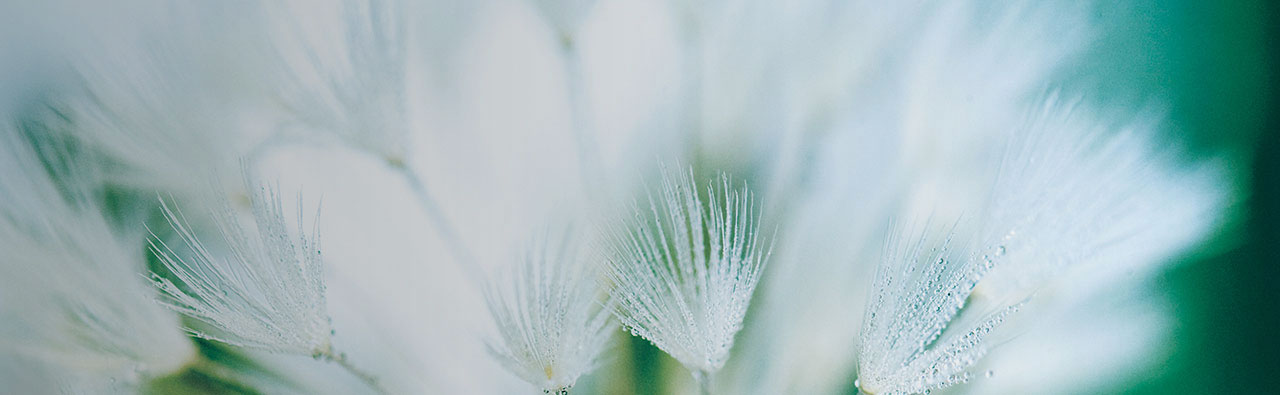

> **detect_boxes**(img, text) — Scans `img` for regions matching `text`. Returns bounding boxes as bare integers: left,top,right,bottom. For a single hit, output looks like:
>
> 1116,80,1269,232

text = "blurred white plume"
0,120,195,392
483,224,615,394
0,0,1242,394
854,95,1226,395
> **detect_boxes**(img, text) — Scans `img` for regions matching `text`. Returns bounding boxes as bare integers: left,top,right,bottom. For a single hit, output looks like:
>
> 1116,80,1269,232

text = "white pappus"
602,165,773,393
854,95,1227,395
483,225,615,394
146,174,387,392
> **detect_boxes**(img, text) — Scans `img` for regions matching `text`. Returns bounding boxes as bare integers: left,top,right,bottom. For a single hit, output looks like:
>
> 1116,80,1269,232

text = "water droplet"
985,370,995,378
995,246,1006,256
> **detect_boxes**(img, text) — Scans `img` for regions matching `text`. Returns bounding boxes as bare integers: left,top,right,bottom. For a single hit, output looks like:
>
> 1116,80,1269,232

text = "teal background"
1111,2,1277,394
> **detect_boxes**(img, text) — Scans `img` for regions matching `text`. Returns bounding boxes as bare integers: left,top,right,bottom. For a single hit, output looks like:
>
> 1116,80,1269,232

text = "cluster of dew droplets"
603,166,771,377
483,226,613,394
147,180,332,356
855,221,1015,395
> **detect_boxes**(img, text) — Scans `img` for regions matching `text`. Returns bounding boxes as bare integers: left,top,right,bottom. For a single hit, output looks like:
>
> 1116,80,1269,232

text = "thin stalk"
692,369,713,395
320,349,389,394
677,17,705,162
386,159,483,284
559,35,601,198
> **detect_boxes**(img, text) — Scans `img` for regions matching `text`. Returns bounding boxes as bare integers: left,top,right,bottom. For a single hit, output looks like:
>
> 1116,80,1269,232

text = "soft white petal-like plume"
483,225,614,394
147,172,391,392
147,172,391,391
976,96,1227,301
29,1,272,193
262,0,410,162
704,8,1096,390
941,286,1174,395
0,121,195,389
148,178,331,356
855,220,1014,395
855,95,1226,395
728,119,905,395
603,165,772,390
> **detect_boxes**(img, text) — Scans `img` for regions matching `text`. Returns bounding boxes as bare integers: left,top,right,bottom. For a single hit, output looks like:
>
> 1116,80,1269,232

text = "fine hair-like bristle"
483,224,614,394
602,165,773,381
148,177,331,356
855,95,1227,395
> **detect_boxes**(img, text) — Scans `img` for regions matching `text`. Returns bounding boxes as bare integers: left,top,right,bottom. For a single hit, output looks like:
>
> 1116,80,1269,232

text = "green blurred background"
1101,1,1277,394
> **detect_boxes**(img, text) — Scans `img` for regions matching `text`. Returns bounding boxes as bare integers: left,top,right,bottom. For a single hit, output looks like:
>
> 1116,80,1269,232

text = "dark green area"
1122,1,1278,394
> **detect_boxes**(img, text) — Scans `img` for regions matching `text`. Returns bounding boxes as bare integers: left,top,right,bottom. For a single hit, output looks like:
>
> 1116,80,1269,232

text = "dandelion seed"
602,165,772,392
43,5,267,193
855,220,1014,395
265,0,409,163
146,174,386,392
148,178,330,356
979,95,1227,298
483,225,614,394
855,95,1226,395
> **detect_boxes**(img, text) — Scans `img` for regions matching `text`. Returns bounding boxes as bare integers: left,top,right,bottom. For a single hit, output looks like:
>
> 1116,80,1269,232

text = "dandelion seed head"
977,95,1228,301
603,165,771,375
483,224,614,393
855,220,1015,395
265,0,410,162
856,94,1228,395
148,176,331,356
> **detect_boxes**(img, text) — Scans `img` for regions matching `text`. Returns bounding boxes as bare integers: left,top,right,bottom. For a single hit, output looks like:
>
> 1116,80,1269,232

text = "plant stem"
386,159,482,283
692,369,713,395
559,35,601,198
679,15,704,157
321,349,389,394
